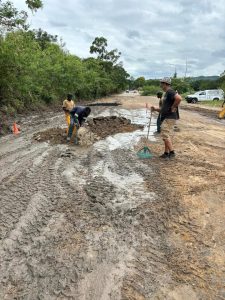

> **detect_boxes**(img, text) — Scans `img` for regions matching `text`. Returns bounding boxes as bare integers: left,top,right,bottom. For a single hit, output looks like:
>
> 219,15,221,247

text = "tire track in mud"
64,145,175,299
0,138,186,299
0,144,79,299
143,141,225,300
2,104,222,299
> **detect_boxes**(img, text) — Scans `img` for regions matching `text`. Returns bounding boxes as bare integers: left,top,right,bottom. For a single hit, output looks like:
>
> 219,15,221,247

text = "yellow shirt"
63,100,75,114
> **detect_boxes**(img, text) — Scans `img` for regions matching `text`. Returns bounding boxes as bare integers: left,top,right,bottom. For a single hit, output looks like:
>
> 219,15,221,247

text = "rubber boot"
68,124,74,139
74,125,79,145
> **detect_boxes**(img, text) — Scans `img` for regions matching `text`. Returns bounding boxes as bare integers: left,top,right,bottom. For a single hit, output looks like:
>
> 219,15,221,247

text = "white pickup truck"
185,89,224,103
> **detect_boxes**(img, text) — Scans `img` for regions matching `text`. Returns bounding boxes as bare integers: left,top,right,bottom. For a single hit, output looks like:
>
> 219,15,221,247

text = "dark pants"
68,114,78,139
157,114,162,133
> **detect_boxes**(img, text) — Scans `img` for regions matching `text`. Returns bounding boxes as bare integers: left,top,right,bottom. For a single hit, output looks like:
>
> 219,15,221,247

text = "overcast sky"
13,0,225,78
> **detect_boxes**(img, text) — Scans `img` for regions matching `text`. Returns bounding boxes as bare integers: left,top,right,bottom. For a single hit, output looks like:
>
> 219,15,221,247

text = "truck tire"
192,98,198,103
213,98,219,101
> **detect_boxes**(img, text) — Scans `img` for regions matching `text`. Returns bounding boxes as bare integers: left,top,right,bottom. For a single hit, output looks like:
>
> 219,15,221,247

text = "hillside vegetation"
0,1,129,116
129,75,225,96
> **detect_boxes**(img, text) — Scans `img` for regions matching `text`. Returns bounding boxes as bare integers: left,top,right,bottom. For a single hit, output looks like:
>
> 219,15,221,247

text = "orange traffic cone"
13,122,20,135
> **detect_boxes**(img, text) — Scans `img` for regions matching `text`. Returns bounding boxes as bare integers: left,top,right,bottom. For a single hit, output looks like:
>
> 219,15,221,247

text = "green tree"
189,79,201,91
0,0,28,31
90,36,121,65
145,79,160,86
29,28,58,50
171,78,191,94
0,0,42,31
0,2,129,115
199,80,218,90
142,85,159,96
0,30,130,113
134,76,146,89
25,0,43,11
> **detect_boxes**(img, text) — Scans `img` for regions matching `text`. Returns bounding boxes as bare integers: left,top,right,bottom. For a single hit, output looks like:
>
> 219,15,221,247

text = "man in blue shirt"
67,106,91,144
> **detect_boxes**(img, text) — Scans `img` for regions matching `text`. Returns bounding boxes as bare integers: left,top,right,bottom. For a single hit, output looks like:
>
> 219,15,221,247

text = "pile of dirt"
87,116,143,139
77,127,99,146
34,128,67,144
33,116,143,145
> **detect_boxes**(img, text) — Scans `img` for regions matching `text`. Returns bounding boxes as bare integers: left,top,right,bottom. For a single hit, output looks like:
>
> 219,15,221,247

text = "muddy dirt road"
0,95,225,299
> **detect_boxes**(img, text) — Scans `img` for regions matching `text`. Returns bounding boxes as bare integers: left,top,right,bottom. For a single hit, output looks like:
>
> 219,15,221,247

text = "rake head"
137,146,153,159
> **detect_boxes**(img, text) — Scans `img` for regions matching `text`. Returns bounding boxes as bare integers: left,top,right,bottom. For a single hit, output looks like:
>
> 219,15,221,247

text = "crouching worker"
151,77,181,159
62,94,75,133
67,106,91,144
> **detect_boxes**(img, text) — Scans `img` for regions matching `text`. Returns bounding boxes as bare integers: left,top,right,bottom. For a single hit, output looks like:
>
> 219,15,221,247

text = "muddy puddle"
93,109,156,151
33,116,144,145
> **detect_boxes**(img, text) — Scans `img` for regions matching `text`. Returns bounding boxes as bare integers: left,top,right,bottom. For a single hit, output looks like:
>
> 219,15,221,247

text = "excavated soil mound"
33,116,143,145
34,128,68,145
87,116,143,139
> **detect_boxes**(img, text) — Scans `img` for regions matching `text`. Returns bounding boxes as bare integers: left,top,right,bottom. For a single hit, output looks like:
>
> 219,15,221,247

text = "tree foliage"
0,0,28,31
0,0,43,32
188,78,219,91
142,85,159,96
140,76,225,96
216,76,225,93
25,0,43,11
133,77,146,89
171,78,190,94
28,28,58,50
0,31,129,114
0,2,129,115
90,36,121,65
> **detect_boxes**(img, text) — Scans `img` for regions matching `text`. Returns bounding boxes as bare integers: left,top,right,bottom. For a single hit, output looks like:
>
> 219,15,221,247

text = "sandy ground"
0,94,225,299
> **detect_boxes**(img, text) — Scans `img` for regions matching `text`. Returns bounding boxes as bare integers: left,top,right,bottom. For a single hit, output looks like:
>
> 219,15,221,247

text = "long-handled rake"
137,111,153,159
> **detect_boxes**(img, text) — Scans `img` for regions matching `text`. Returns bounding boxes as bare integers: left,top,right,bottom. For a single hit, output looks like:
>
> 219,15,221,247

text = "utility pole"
184,58,188,78
169,64,177,77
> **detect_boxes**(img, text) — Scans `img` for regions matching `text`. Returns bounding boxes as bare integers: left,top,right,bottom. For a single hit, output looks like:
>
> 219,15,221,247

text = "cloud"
48,21,68,28
126,30,141,40
12,0,225,77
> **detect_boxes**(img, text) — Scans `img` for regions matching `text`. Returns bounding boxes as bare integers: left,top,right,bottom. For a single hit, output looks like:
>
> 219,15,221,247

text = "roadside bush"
142,85,159,96
171,78,191,94
0,31,129,115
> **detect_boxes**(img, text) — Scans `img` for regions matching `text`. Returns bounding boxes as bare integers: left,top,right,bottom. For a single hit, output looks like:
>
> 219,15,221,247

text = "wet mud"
33,116,143,145
0,100,224,299
88,116,143,139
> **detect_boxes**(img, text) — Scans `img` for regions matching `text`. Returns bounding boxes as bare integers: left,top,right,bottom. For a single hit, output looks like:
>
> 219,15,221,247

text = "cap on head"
160,77,171,85
84,107,91,117
67,93,73,100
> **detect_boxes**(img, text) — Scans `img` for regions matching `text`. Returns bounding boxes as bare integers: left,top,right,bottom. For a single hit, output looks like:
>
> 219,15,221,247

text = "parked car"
186,89,224,103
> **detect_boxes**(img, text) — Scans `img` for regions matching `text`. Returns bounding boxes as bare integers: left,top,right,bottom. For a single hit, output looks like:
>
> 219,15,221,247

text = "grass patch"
197,100,224,107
